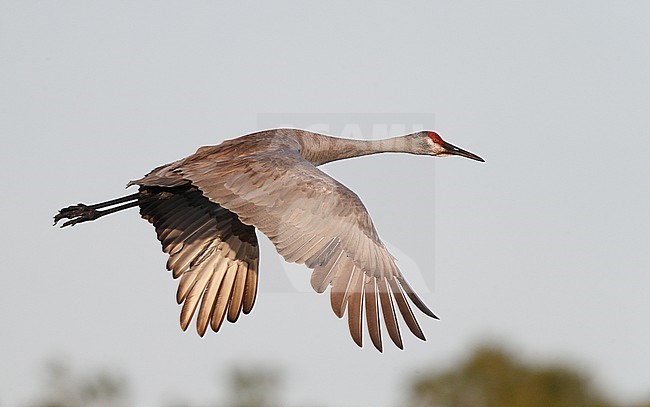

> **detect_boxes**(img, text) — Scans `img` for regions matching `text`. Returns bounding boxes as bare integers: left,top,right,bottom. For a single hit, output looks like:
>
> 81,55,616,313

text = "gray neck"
299,132,428,166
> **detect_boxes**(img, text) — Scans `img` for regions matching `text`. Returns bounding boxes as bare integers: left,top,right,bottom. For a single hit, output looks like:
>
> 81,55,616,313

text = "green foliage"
408,345,612,407
28,359,128,407
24,345,650,407
224,368,282,407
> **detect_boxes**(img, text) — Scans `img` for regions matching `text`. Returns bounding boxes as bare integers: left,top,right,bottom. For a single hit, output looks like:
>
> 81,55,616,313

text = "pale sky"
1,1,649,406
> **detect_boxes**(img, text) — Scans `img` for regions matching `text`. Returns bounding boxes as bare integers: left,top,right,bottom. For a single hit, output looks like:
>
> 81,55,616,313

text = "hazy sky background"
2,1,649,406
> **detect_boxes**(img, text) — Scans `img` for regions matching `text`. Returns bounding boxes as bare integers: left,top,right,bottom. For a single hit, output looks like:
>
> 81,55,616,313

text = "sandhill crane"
54,128,484,351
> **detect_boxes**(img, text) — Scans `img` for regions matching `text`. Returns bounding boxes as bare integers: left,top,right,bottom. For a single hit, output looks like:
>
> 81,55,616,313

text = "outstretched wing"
138,186,259,336
179,149,437,351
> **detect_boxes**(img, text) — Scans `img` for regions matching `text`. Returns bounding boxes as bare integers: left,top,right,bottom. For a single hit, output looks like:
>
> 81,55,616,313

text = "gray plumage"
54,128,484,351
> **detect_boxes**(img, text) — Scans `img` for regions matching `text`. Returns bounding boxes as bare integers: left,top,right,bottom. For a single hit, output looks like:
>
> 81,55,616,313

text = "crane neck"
300,133,427,166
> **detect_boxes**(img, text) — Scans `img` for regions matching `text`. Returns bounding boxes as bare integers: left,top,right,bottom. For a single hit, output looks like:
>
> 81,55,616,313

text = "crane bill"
441,141,485,162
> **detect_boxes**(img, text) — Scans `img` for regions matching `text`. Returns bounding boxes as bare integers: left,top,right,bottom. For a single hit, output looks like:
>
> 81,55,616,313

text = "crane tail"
54,192,141,228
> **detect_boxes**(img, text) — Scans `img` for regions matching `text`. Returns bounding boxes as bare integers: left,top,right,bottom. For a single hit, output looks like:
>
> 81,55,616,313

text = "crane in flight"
54,128,484,352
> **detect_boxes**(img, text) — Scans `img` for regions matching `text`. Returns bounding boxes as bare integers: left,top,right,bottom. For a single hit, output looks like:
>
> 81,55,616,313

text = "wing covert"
179,149,437,350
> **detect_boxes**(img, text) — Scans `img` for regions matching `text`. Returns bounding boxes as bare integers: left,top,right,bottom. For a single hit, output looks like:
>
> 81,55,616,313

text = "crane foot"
54,204,100,227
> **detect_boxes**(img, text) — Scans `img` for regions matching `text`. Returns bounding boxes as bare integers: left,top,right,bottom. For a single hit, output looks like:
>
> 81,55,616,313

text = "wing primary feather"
177,240,219,304
190,241,218,268
330,260,355,318
378,278,403,349
227,260,248,323
196,257,229,336
396,276,438,319
347,269,364,347
388,278,426,341
242,256,259,314
177,269,199,304
210,262,238,332
364,277,383,352
180,259,215,331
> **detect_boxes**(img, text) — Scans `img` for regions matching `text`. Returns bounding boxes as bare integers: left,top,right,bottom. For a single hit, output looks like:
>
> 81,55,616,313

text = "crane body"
55,128,484,351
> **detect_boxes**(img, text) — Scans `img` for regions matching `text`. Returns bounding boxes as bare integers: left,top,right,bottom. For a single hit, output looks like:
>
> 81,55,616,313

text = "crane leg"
54,193,141,228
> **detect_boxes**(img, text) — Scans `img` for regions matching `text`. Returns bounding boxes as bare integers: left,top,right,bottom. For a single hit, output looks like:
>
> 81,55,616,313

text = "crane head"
424,131,484,162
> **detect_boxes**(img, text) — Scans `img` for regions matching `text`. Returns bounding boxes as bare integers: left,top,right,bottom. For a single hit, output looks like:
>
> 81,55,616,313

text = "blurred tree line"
408,345,649,407
26,344,650,407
